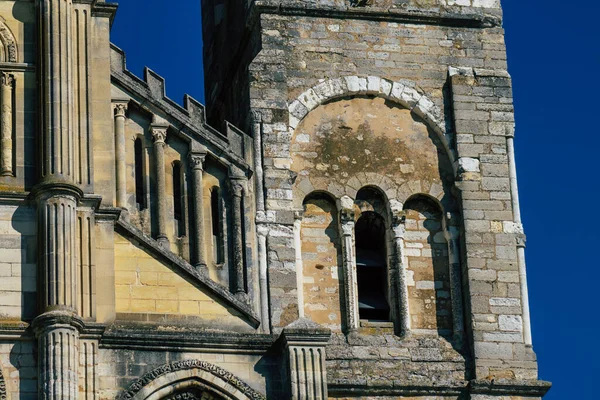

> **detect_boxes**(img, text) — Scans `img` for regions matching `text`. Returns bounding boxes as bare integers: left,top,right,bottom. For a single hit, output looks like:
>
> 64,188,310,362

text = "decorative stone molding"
0,364,6,400
117,360,266,400
287,76,455,167
0,21,18,63
113,100,129,208
339,205,359,331
1,72,14,176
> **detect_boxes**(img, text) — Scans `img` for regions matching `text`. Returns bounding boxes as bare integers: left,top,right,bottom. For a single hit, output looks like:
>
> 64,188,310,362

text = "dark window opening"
355,211,390,321
211,188,224,264
173,161,184,236
134,138,146,210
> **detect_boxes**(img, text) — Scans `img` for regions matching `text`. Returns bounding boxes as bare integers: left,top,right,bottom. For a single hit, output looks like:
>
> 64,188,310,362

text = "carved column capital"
1,72,14,87
188,152,207,171
112,102,128,118
150,125,168,144
251,110,263,123
340,209,355,237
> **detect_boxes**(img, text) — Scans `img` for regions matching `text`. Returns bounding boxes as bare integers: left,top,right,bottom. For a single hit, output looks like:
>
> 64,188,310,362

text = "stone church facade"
0,0,550,399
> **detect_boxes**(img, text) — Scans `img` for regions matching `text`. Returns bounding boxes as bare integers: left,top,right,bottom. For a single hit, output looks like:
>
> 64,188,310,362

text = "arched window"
211,187,224,264
134,137,146,210
172,161,185,236
355,211,390,321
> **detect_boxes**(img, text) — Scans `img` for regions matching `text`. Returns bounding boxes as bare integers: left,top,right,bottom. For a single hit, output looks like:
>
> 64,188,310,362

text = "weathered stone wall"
0,341,37,400
404,197,453,334
301,194,343,331
0,206,36,321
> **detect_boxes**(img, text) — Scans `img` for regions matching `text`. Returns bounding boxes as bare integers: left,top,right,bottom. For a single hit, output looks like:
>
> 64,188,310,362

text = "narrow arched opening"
210,187,224,265
134,137,146,210
172,160,185,236
355,211,389,321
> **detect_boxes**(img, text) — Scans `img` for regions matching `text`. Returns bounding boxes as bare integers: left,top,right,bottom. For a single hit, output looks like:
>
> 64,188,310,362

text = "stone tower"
201,0,551,398
0,0,549,399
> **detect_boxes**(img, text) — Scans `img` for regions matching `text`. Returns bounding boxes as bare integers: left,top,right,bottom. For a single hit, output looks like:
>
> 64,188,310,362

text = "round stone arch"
0,18,18,63
116,360,265,400
287,75,455,170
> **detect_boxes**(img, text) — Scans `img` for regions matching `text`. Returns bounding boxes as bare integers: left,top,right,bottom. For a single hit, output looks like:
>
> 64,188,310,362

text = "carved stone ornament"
116,360,266,400
0,72,14,87
188,152,206,171
0,365,6,400
151,127,167,144
340,209,355,237
113,102,128,117
0,22,18,63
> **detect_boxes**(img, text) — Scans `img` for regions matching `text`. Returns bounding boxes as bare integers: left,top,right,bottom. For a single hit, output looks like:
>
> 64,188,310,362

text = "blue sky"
111,1,598,398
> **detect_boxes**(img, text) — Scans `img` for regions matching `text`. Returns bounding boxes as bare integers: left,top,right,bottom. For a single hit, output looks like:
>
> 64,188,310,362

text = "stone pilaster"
34,312,83,400
0,72,14,176
39,0,76,181
151,123,169,247
229,169,246,295
113,101,128,209
282,319,331,400
189,148,208,272
339,197,358,332
391,211,410,337
36,1,82,398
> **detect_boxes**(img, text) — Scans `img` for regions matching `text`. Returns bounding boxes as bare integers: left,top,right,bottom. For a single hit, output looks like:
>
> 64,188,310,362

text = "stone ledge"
101,324,277,354
253,0,502,28
469,379,552,396
115,218,261,329
329,378,552,397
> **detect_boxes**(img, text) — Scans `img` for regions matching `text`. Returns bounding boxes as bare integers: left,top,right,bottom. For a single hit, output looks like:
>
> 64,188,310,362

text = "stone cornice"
469,379,552,397
252,0,502,28
101,326,277,354
114,218,261,328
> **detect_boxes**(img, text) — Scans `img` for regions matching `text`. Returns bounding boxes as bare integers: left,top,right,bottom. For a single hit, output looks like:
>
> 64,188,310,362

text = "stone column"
229,170,246,295
507,135,533,346
189,148,208,272
282,319,331,400
1,72,14,176
35,1,81,398
339,199,359,332
151,123,169,247
113,101,128,209
445,220,465,341
294,211,305,319
391,211,410,337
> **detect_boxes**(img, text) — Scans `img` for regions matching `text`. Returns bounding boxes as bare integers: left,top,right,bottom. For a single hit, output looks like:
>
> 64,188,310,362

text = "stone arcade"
0,0,550,399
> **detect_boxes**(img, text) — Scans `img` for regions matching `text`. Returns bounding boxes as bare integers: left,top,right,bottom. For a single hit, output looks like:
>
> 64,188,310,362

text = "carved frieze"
117,360,266,400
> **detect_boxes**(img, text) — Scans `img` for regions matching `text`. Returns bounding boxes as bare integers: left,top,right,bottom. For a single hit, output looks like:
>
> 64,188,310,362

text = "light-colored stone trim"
507,136,532,346
288,75,454,167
